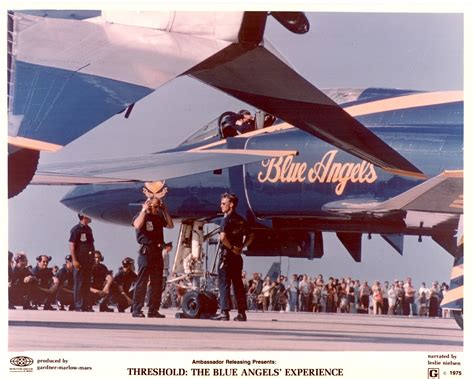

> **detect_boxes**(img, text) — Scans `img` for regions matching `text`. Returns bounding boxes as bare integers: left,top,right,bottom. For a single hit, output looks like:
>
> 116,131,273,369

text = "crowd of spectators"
240,272,450,318
8,250,451,318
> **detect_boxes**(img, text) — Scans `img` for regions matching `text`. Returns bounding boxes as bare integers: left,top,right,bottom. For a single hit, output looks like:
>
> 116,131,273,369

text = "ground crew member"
212,193,254,321
69,213,95,312
56,255,75,310
132,197,173,318
109,257,137,312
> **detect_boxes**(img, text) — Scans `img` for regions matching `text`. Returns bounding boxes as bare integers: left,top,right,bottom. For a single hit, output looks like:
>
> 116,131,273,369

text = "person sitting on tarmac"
10,253,37,310
89,250,114,312
30,254,58,310
55,255,75,311
107,257,137,313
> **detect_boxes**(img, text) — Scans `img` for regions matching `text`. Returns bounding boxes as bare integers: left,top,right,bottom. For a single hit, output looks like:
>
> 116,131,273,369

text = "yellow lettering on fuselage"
257,150,377,195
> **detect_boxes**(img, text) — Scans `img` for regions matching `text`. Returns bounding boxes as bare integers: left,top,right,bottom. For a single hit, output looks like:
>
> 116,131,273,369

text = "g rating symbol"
428,368,440,378
10,356,34,367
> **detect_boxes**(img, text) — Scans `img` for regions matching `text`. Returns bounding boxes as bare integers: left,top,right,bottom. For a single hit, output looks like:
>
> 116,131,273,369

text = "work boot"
233,313,247,322
147,311,166,318
211,311,230,321
99,304,114,312
132,312,146,318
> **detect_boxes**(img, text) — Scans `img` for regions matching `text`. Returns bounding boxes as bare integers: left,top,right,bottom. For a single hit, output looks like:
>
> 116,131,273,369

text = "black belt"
142,242,163,248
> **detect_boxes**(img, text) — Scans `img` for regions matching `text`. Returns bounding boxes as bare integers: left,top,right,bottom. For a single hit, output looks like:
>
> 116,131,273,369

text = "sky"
7,12,464,288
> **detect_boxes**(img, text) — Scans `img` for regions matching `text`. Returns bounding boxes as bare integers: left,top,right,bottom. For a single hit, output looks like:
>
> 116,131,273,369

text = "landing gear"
453,310,463,330
172,220,221,319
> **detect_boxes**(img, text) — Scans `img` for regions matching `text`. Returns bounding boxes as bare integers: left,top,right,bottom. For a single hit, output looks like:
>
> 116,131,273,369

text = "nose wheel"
178,290,219,319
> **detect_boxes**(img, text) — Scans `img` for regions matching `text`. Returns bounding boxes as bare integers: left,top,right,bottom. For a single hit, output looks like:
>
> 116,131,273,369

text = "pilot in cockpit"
234,109,256,134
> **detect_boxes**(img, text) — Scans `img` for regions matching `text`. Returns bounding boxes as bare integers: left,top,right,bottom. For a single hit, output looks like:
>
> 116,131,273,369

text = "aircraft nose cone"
61,183,144,226
60,185,92,213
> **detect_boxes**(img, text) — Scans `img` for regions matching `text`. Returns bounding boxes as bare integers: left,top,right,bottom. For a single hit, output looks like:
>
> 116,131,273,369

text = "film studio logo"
10,356,34,373
428,368,440,378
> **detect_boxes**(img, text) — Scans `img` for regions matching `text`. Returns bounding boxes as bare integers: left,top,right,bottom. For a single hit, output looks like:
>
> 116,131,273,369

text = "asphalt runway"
9,308,462,351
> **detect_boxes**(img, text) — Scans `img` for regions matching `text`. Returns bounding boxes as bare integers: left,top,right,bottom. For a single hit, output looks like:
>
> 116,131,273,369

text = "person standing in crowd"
162,242,173,289
261,277,273,311
382,281,390,315
359,281,371,313
403,277,416,316
371,280,383,315
326,277,337,313
418,290,428,316
428,281,440,317
69,213,95,312
419,281,430,299
287,274,298,312
160,242,173,307
298,274,311,312
347,280,356,313
388,283,397,315
212,193,254,321
395,281,405,315
55,255,75,311
132,197,173,318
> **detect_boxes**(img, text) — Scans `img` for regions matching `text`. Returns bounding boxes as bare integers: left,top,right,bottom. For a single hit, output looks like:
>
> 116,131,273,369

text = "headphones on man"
77,213,91,221
94,250,104,262
122,257,134,267
14,254,27,263
36,255,52,262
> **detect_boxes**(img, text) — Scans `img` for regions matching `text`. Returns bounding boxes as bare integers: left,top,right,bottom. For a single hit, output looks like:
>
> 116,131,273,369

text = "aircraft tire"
453,310,463,330
181,290,203,319
8,148,40,198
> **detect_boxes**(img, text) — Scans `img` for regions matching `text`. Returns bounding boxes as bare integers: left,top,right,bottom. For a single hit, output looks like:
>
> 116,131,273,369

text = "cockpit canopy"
178,110,278,147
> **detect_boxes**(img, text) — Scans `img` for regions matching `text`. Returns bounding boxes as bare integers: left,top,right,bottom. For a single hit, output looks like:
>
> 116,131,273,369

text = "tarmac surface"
9,307,463,351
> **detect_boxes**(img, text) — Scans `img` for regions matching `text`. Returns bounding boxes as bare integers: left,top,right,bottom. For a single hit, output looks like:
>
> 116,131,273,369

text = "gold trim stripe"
9,136,63,152
382,167,427,180
345,91,463,117
451,264,464,280
192,148,298,157
440,285,463,306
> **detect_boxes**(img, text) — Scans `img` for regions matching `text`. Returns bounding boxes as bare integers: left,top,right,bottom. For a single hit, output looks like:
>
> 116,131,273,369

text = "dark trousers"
107,284,134,312
74,265,91,311
57,287,74,308
10,283,32,307
132,246,164,315
217,254,246,313
28,283,57,308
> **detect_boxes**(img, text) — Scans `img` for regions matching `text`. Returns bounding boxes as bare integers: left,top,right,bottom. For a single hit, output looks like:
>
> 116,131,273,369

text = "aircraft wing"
374,170,463,214
32,148,298,185
8,10,246,151
187,43,425,179
323,170,463,215
322,170,462,253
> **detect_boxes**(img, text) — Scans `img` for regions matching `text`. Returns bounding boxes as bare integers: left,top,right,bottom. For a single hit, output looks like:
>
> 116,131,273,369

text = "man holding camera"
131,197,173,318
212,193,254,321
